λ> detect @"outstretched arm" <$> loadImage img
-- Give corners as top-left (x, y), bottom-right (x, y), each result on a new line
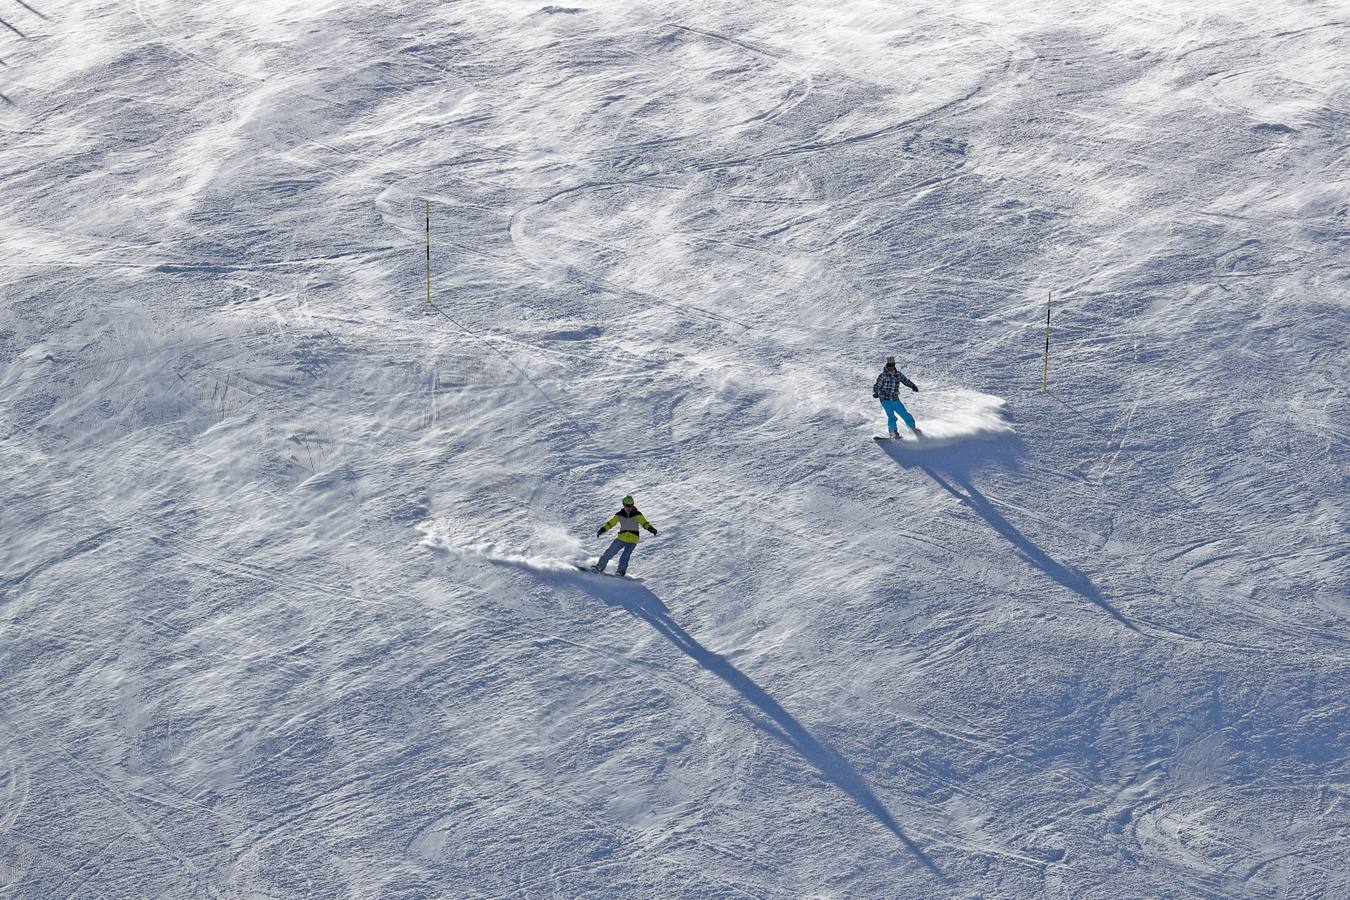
top-left (898, 371), bottom-right (918, 392)
top-left (597, 514), bottom-right (619, 537)
top-left (637, 513), bottom-right (657, 535)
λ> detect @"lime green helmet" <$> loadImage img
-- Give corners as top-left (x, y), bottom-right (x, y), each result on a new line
top-left (622, 495), bottom-right (635, 505)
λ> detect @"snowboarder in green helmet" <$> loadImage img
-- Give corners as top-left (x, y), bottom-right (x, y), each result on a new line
top-left (592, 495), bottom-right (658, 577)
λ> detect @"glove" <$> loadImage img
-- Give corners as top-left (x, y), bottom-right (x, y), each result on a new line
top-left (872, 391), bottom-right (879, 399)
top-left (597, 527), bottom-right (606, 537)
top-left (646, 526), bottom-right (658, 536)
top-left (911, 385), bottom-right (919, 392)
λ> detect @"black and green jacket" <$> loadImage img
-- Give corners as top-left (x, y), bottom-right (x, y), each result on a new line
top-left (600, 508), bottom-right (657, 544)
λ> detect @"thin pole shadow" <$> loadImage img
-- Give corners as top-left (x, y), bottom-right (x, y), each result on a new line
top-left (1045, 391), bottom-right (1195, 509)
top-left (876, 439), bottom-right (1140, 634)
top-left (10, 0), bottom-right (48, 21)
top-left (573, 574), bottom-right (947, 880)
top-left (0, 91), bottom-right (11, 105)
top-left (0, 17), bottom-right (25, 38)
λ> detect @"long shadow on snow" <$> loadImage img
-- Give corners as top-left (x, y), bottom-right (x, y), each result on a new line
top-left (568, 572), bottom-right (947, 879)
top-left (875, 435), bottom-right (1139, 634)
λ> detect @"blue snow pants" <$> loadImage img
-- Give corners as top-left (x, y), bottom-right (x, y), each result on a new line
top-left (597, 538), bottom-right (636, 574)
top-left (882, 398), bottom-right (916, 432)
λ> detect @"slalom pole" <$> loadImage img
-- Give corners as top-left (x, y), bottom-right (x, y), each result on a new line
top-left (1043, 290), bottom-right (1052, 390)
top-left (425, 199), bottom-right (432, 305)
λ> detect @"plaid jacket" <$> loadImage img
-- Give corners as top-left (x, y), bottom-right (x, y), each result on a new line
top-left (872, 368), bottom-right (917, 401)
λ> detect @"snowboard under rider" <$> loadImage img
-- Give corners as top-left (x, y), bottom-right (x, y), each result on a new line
top-left (873, 355), bottom-right (921, 438)
top-left (592, 495), bottom-right (658, 577)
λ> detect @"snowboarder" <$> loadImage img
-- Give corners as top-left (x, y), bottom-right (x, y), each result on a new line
top-left (592, 495), bottom-right (658, 577)
top-left (873, 355), bottom-right (921, 438)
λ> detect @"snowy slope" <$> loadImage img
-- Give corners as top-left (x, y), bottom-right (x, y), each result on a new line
top-left (1, 0), bottom-right (1347, 896)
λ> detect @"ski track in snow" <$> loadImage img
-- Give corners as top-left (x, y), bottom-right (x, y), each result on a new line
top-left (1, 0), bottom-right (1348, 896)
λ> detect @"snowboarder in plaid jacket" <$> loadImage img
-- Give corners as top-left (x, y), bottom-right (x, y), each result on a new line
top-left (873, 356), bottom-right (921, 438)
top-left (592, 495), bottom-right (657, 577)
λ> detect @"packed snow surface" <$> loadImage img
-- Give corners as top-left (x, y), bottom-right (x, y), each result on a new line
top-left (1, 0), bottom-right (1348, 896)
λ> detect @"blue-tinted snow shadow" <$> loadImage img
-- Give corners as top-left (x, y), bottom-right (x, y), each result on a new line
top-left (567, 572), bottom-right (947, 879)
top-left (876, 435), bottom-right (1140, 634)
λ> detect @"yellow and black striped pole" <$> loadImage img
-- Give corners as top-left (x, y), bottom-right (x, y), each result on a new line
top-left (424, 200), bottom-right (432, 305)
top-left (1042, 290), bottom-right (1052, 390)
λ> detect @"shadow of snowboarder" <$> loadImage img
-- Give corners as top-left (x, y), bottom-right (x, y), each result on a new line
top-left (875, 435), bottom-right (1139, 634)
top-left (570, 572), bottom-right (948, 880)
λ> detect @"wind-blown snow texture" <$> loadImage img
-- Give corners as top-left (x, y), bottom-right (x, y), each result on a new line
top-left (2, 0), bottom-right (1348, 896)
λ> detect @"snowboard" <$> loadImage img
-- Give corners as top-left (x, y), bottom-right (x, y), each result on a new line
top-left (574, 564), bottom-right (643, 582)
top-left (874, 429), bottom-right (923, 442)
